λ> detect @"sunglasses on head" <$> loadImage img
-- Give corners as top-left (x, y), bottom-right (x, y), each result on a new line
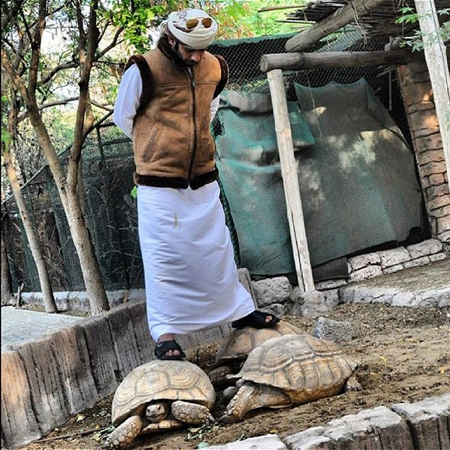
top-left (185, 17), bottom-right (213, 30)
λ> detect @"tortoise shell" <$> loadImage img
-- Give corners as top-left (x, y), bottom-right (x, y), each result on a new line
top-left (215, 321), bottom-right (306, 365)
top-left (234, 334), bottom-right (356, 403)
top-left (111, 360), bottom-right (215, 426)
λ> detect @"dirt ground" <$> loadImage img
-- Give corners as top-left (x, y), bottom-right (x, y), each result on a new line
top-left (24, 303), bottom-right (450, 450)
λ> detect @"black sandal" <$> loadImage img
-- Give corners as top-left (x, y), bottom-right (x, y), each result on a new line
top-left (232, 310), bottom-right (280, 330)
top-left (154, 340), bottom-right (186, 360)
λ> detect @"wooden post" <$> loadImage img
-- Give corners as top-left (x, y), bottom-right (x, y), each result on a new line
top-left (415, 0), bottom-right (450, 185)
top-left (266, 69), bottom-right (315, 292)
top-left (260, 49), bottom-right (422, 73)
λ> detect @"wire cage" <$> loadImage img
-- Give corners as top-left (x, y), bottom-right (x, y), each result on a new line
top-left (3, 32), bottom-right (430, 293)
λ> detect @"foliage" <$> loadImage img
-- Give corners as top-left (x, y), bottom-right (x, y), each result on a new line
top-left (1, 0), bottom-right (300, 182)
top-left (105, 0), bottom-right (300, 53)
top-left (396, 6), bottom-right (450, 51)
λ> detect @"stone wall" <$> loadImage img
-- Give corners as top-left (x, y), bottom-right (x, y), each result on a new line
top-left (251, 239), bottom-right (449, 315)
top-left (397, 60), bottom-right (450, 244)
top-left (347, 238), bottom-right (446, 281)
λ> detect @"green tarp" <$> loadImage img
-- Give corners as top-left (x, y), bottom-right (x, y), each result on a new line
top-left (215, 79), bottom-right (423, 277)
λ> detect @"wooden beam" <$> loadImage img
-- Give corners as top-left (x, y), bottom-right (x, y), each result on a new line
top-left (266, 69), bottom-right (315, 293)
top-left (285, 0), bottom-right (385, 53)
top-left (415, 0), bottom-right (450, 185)
top-left (261, 49), bottom-right (420, 72)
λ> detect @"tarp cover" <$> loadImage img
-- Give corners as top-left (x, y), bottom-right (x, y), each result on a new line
top-left (215, 79), bottom-right (423, 276)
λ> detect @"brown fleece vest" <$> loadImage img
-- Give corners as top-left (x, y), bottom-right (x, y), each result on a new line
top-left (126, 47), bottom-right (228, 188)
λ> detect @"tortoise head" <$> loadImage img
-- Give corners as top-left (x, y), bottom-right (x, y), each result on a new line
top-left (146, 401), bottom-right (169, 423)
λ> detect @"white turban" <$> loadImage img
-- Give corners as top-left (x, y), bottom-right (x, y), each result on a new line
top-left (166, 8), bottom-right (218, 50)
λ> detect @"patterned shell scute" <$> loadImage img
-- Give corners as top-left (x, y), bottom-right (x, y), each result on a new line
top-left (112, 360), bottom-right (215, 426)
top-left (238, 334), bottom-right (355, 401)
top-left (216, 322), bottom-right (306, 363)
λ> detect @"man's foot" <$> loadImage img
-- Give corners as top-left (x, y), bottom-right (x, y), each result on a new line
top-left (155, 336), bottom-right (186, 360)
top-left (231, 310), bottom-right (280, 330)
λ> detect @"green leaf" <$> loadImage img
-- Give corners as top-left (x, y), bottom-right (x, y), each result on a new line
top-left (130, 186), bottom-right (138, 199)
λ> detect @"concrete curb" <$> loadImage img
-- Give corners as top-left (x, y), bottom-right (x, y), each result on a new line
top-left (1, 299), bottom-right (229, 449)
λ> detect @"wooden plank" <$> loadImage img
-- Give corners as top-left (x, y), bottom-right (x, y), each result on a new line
top-left (47, 326), bottom-right (100, 414)
top-left (415, 0), bottom-right (450, 185)
top-left (82, 315), bottom-right (119, 398)
top-left (261, 49), bottom-right (419, 72)
top-left (1, 351), bottom-right (41, 448)
top-left (106, 303), bottom-right (143, 380)
top-left (127, 300), bottom-right (155, 363)
top-left (285, 0), bottom-right (386, 52)
top-left (266, 69), bottom-right (315, 292)
top-left (18, 338), bottom-right (69, 434)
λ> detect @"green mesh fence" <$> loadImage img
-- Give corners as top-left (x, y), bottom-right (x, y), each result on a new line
top-left (3, 31), bottom-right (430, 292)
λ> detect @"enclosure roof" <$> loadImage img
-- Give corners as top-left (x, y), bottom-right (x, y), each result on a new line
top-left (282, 0), bottom-right (450, 40)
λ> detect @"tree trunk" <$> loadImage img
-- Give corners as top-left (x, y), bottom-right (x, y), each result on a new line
top-left (66, 188), bottom-right (110, 315)
top-left (3, 150), bottom-right (58, 313)
top-left (0, 0), bottom-right (110, 315)
top-left (27, 108), bottom-right (110, 315)
top-left (1, 222), bottom-right (15, 306)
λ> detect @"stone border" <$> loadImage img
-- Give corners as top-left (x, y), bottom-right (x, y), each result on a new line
top-left (207, 393), bottom-right (450, 450)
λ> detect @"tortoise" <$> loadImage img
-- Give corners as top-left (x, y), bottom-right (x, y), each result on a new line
top-left (104, 360), bottom-right (216, 448)
top-left (220, 334), bottom-right (361, 423)
top-left (209, 321), bottom-right (306, 387)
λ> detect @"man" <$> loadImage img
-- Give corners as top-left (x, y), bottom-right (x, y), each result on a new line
top-left (114, 8), bottom-right (279, 360)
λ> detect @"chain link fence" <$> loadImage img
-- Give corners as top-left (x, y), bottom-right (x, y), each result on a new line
top-left (3, 32), bottom-right (430, 293)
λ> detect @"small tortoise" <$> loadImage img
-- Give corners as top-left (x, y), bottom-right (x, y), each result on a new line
top-left (209, 321), bottom-right (306, 386)
top-left (105, 360), bottom-right (215, 448)
top-left (220, 334), bottom-right (361, 423)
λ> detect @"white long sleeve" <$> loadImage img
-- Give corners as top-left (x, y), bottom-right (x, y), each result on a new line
top-left (113, 65), bottom-right (142, 140)
top-left (210, 95), bottom-right (220, 122)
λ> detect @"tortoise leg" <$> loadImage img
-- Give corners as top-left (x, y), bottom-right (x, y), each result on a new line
top-left (209, 364), bottom-right (235, 386)
top-left (171, 400), bottom-right (215, 425)
top-left (141, 419), bottom-right (183, 434)
top-left (345, 374), bottom-right (363, 392)
top-left (104, 415), bottom-right (143, 448)
top-left (220, 381), bottom-right (290, 424)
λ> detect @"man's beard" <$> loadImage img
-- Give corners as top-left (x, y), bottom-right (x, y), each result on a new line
top-left (172, 43), bottom-right (197, 66)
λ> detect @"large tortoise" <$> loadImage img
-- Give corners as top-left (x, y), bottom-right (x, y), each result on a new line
top-left (105, 360), bottom-right (215, 448)
top-left (220, 334), bottom-right (361, 423)
top-left (209, 321), bottom-right (306, 386)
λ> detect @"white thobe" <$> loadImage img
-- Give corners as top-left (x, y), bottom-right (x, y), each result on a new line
top-left (113, 62), bottom-right (254, 341)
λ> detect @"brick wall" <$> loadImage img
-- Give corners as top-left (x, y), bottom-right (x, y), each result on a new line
top-left (397, 60), bottom-right (450, 244)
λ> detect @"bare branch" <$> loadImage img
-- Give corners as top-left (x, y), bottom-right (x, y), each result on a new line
top-left (18, 8), bottom-right (34, 44)
top-left (28, 0), bottom-right (47, 100)
top-left (1, 0), bottom-right (25, 33)
top-left (1, 48), bottom-right (33, 107)
top-left (90, 101), bottom-right (113, 112)
top-left (97, 26), bottom-right (125, 59)
top-left (39, 97), bottom-right (78, 110)
top-left (68, 0), bottom-right (99, 186)
top-left (40, 61), bottom-right (78, 85)
top-left (2, 38), bottom-right (28, 70)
